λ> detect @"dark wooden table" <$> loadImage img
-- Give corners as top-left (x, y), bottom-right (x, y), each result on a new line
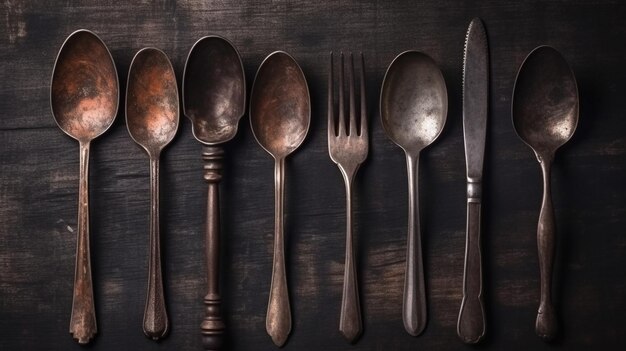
top-left (1, 1), bottom-right (625, 350)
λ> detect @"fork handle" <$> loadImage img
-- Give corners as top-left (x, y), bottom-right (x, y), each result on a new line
top-left (339, 174), bottom-right (362, 343)
top-left (457, 181), bottom-right (485, 344)
top-left (404, 153), bottom-right (427, 336)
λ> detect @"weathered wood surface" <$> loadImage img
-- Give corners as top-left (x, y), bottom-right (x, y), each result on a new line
top-left (1, 0), bottom-right (625, 350)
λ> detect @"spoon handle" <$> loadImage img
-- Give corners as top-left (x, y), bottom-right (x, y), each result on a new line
top-left (267, 157), bottom-right (291, 347)
top-left (143, 157), bottom-right (169, 340)
top-left (69, 141), bottom-right (97, 344)
top-left (457, 184), bottom-right (486, 343)
top-left (339, 175), bottom-right (362, 343)
top-left (403, 153), bottom-right (427, 336)
top-left (201, 146), bottom-right (226, 350)
top-left (536, 156), bottom-right (557, 340)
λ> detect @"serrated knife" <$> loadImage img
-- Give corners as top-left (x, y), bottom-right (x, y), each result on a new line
top-left (458, 17), bottom-right (488, 344)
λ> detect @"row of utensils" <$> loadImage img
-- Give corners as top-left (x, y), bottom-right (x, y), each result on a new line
top-left (50, 17), bottom-right (578, 348)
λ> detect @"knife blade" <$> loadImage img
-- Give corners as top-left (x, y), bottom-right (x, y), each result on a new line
top-left (458, 17), bottom-right (488, 344)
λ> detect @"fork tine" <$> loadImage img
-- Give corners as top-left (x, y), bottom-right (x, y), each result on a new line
top-left (359, 53), bottom-right (367, 137)
top-left (328, 52), bottom-right (335, 139)
top-left (338, 52), bottom-right (346, 136)
top-left (349, 53), bottom-right (357, 136)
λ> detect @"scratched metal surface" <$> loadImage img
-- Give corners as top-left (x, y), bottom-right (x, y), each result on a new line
top-left (1, 0), bottom-right (625, 350)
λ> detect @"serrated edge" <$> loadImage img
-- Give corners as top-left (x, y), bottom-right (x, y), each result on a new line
top-left (462, 18), bottom-right (488, 104)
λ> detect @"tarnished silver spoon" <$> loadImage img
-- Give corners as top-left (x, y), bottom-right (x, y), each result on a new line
top-left (380, 51), bottom-right (448, 336)
top-left (250, 51), bottom-right (310, 347)
top-left (512, 46), bottom-right (579, 341)
top-left (126, 47), bottom-right (179, 340)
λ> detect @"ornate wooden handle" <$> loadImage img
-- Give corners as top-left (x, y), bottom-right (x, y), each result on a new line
top-left (143, 157), bottom-right (169, 340)
top-left (457, 182), bottom-right (486, 344)
top-left (201, 146), bottom-right (225, 350)
top-left (70, 141), bottom-right (97, 344)
top-left (536, 157), bottom-right (557, 341)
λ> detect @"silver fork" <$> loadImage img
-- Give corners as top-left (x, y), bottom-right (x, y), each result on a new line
top-left (328, 52), bottom-right (368, 343)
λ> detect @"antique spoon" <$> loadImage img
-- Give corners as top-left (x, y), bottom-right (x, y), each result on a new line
top-left (50, 29), bottom-right (119, 344)
top-left (250, 51), bottom-right (310, 347)
top-left (126, 47), bottom-right (179, 340)
top-left (512, 46), bottom-right (578, 341)
top-left (380, 51), bottom-right (447, 336)
top-left (183, 36), bottom-right (246, 351)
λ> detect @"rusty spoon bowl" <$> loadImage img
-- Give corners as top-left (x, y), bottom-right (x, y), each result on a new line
top-left (126, 47), bottom-right (179, 340)
top-left (50, 29), bottom-right (119, 344)
top-left (380, 51), bottom-right (448, 336)
top-left (512, 46), bottom-right (578, 341)
top-left (249, 51), bottom-right (310, 347)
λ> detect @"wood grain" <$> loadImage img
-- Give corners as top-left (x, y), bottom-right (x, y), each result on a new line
top-left (1, 0), bottom-right (626, 350)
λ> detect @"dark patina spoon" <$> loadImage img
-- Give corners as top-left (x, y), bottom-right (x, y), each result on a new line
top-left (512, 46), bottom-right (579, 341)
top-left (50, 29), bottom-right (119, 344)
top-left (183, 36), bottom-right (246, 351)
top-left (126, 47), bottom-right (179, 340)
top-left (249, 51), bottom-right (310, 347)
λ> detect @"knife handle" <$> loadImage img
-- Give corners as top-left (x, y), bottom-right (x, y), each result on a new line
top-left (457, 181), bottom-right (486, 344)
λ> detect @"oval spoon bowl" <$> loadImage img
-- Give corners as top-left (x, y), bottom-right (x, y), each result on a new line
top-left (51, 30), bottom-right (119, 142)
top-left (250, 51), bottom-right (311, 159)
top-left (512, 46), bottom-right (579, 154)
top-left (126, 47), bottom-right (179, 154)
top-left (380, 51), bottom-right (447, 154)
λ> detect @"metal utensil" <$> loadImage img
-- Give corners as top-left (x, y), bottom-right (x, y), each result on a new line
top-left (126, 47), bottom-right (179, 340)
top-left (183, 36), bottom-right (246, 351)
top-left (327, 52), bottom-right (368, 343)
top-left (250, 51), bottom-right (310, 347)
top-left (458, 17), bottom-right (488, 344)
top-left (380, 51), bottom-right (447, 336)
top-left (512, 46), bottom-right (579, 341)
top-left (50, 29), bottom-right (119, 344)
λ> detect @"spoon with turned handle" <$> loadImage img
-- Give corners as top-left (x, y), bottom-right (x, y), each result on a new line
top-left (512, 46), bottom-right (579, 341)
top-left (50, 29), bottom-right (119, 344)
top-left (126, 48), bottom-right (179, 340)
top-left (183, 36), bottom-right (246, 351)
top-left (250, 51), bottom-right (310, 347)
top-left (380, 51), bottom-right (448, 336)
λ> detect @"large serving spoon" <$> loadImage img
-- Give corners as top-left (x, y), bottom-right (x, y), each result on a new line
top-left (512, 46), bottom-right (578, 341)
top-left (380, 51), bottom-right (447, 336)
top-left (126, 47), bottom-right (179, 340)
top-left (50, 29), bottom-right (119, 344)
top-left (250, 51), bottom-right (310, 347)
top-left (183, 36), bottom-right (246, 351)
